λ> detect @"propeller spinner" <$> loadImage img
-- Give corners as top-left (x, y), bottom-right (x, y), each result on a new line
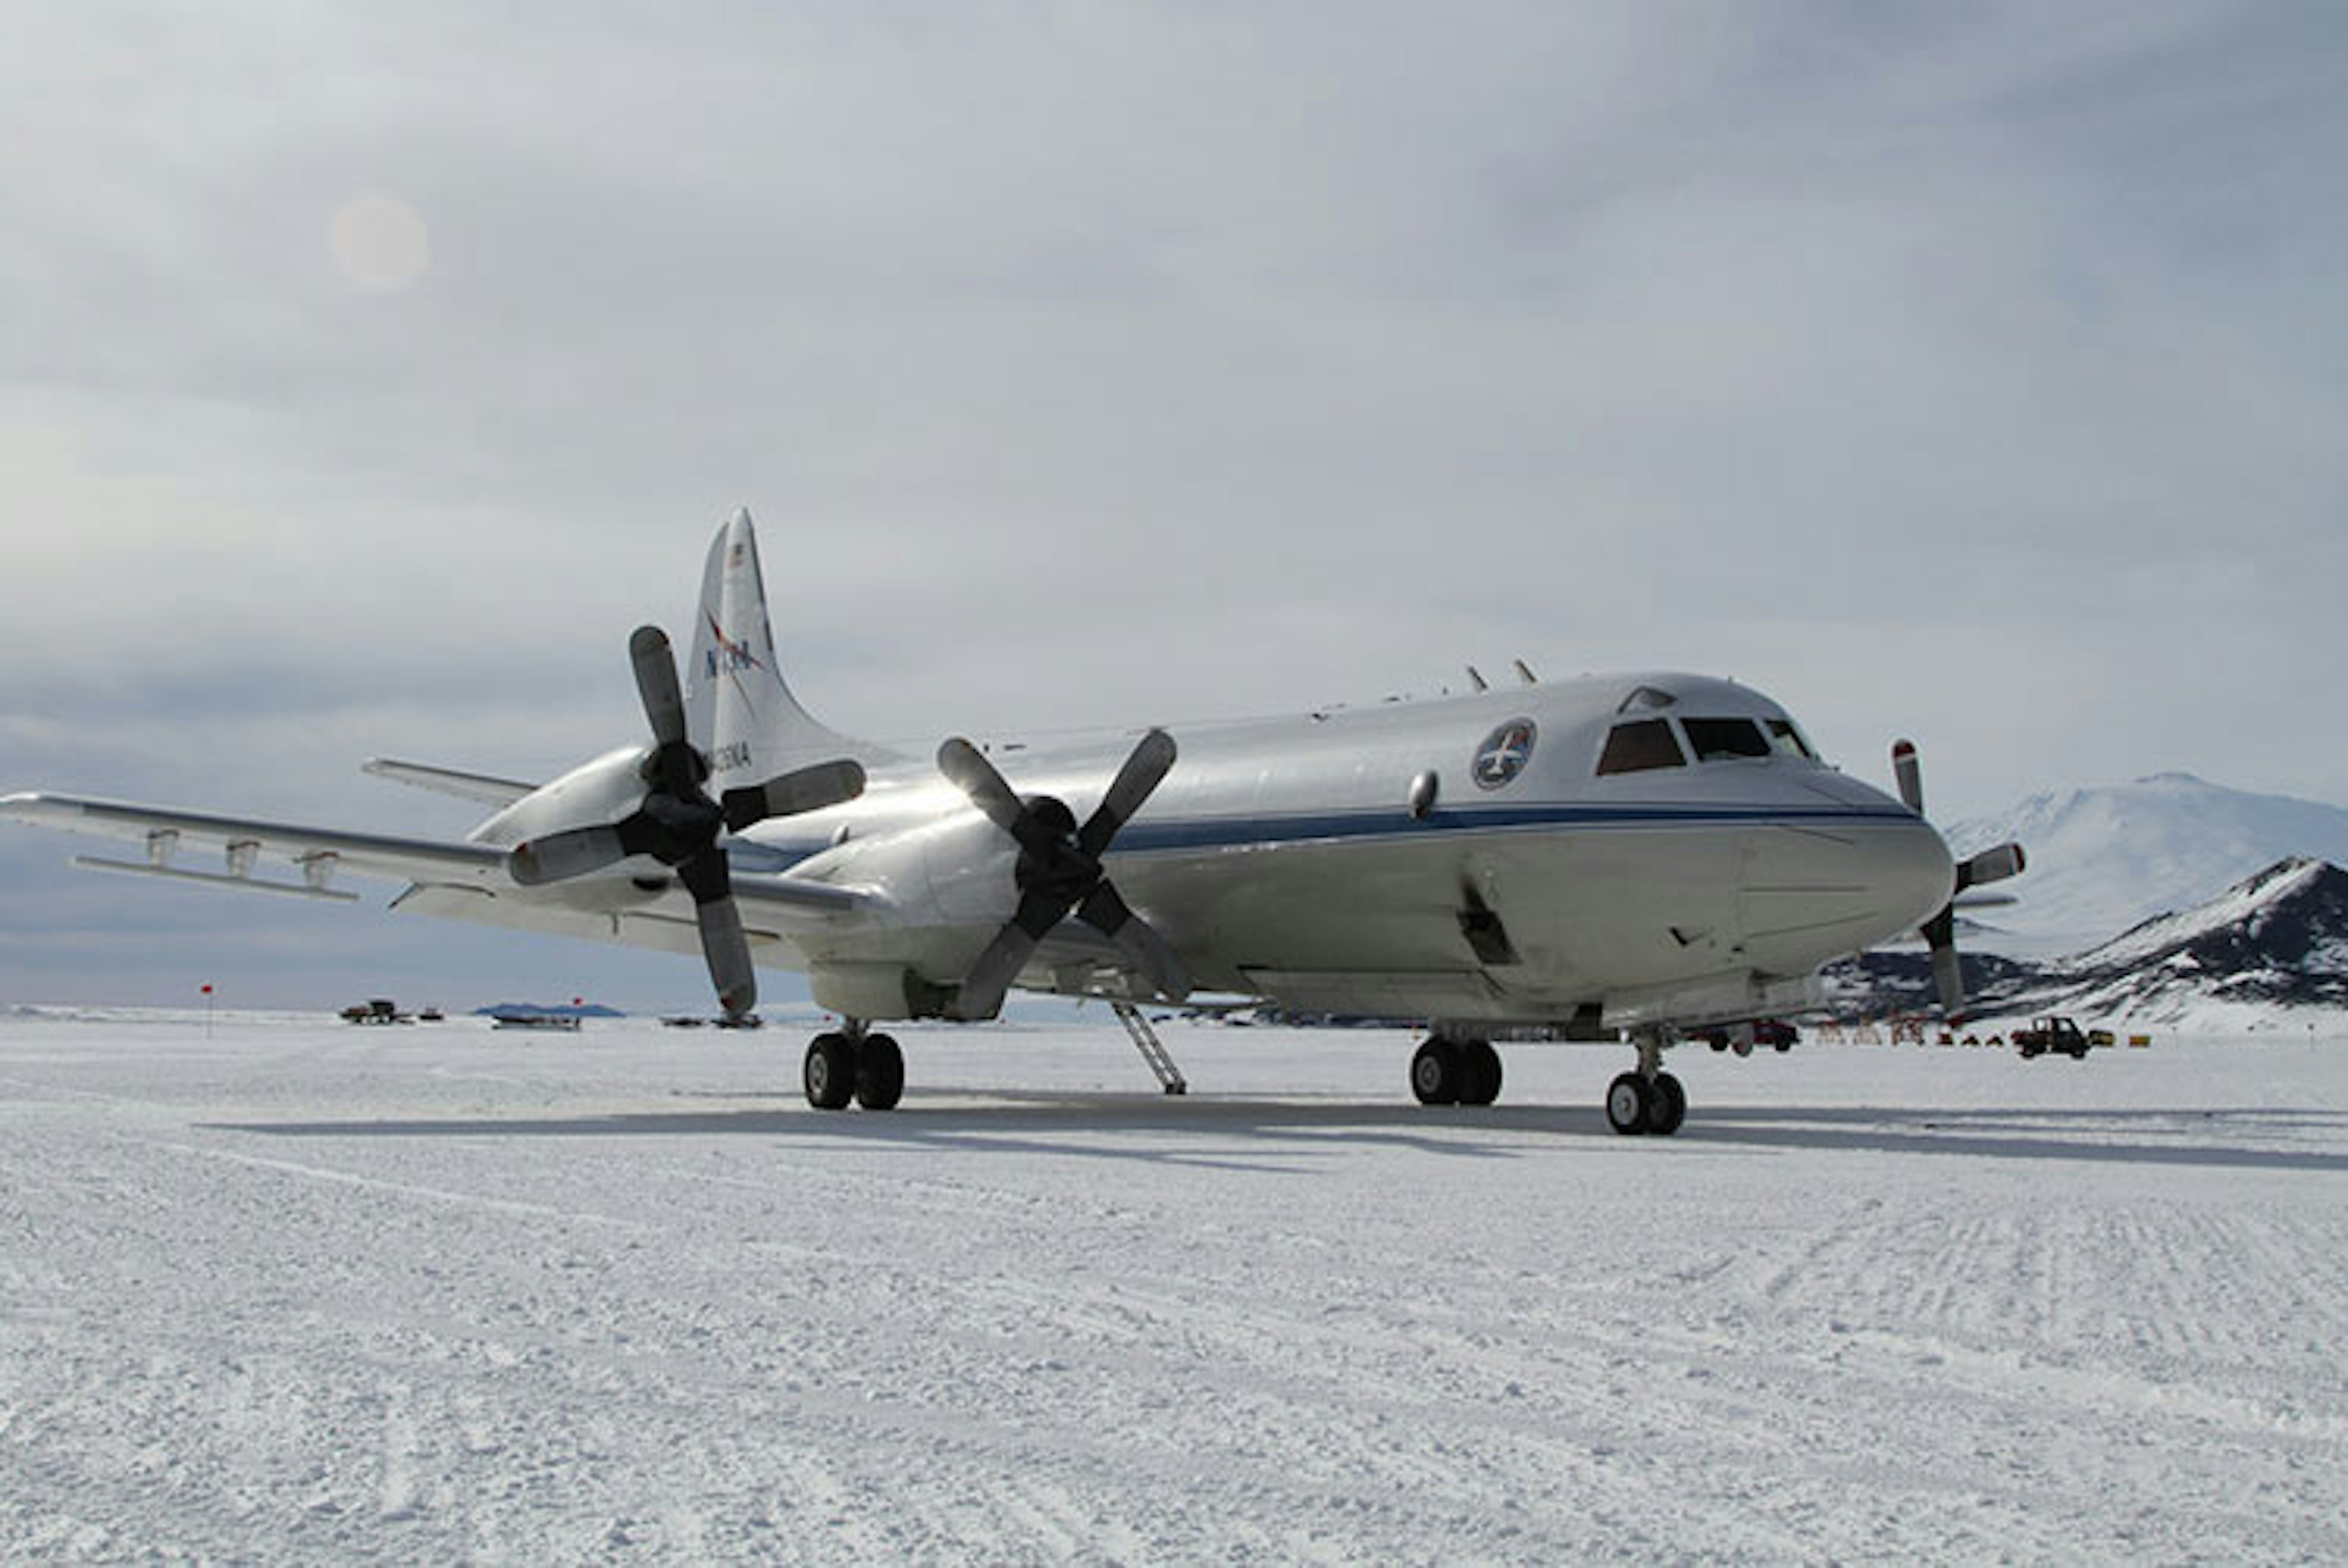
top-left (939, 729), bottom-right (1192, 1020)
top-left (508, 625), bottom-right (865, 1018)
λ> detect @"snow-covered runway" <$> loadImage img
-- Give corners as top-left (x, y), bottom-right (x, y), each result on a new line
top-left (5, 1011), bottom-right (2346, 1563)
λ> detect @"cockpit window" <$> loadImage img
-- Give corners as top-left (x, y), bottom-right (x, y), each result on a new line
top-left (1596, 718), bottom-right (1688, 775)
top-left (1682, 718), bottom-right (1771, 762)
top-left (1765, 718), bottom-right (1814, 760)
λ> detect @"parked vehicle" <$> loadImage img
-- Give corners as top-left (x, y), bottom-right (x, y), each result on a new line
top-left (2012, 1017), bottom-right (2090, 1059)
top-left (1695, 1019), bottom-right (1798, 1056)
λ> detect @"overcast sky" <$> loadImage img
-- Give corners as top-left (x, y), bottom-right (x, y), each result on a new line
top-left (4, 2), bottom-right (2342, 1009)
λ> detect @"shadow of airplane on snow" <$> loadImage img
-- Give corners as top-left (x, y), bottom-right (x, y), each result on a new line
top-left (201, 1094), bottom-right (2348, 1175)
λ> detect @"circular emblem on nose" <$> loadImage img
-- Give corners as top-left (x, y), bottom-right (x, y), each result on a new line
top-left (1472, 719), bottom-right (1538, 790)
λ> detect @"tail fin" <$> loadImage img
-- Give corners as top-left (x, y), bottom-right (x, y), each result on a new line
top-left (686, 509), bottom-right (891, 789)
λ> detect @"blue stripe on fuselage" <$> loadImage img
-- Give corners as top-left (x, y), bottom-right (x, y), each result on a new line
top-left (1115, 801), bottom-right (1911, 856)
top-left (737, 801), bottom-right (1916, 872)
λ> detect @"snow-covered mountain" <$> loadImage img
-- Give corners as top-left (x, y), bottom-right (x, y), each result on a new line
top-left (1828, 857), bottom-right (2348, 1032)
top-left (2012, 856), bottom-right (2348, 1028)
top-left (1944, 773), bottom-right (2348, 949)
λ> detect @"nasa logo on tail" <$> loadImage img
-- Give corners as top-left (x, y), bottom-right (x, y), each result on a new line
top-left (703, 615), bottom-right (764, 680)
top-left (1472, 720), bottom-right (1537, 790)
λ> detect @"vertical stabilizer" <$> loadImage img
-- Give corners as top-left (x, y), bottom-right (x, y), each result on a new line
top-left (685, 509), bottom-right (888, 789)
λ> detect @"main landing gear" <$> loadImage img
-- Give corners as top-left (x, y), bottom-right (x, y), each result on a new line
top-left (803, 1025), bottom-right (903, 1111)
top-left (1606, 1031), bottom-right (1684, 1136)
top-left (1408, 1029), bottom-right (1688, 1134)
top-left (1409, 1036), bottom-right (1504, 1106)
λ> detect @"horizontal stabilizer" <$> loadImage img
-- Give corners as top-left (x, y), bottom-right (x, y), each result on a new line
top-left (363, 758), bottom-right (537, 808)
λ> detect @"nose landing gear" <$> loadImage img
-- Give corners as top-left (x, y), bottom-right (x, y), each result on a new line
top-left (1605, 1030), bottom-right (1685, 1136)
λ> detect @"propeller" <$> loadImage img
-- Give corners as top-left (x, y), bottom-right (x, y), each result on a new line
top-left (509, 625), bottom-right (865, 1017)
top-left (1892, 738), bottom-right (2026, 1017)
top-left (938, 729), bottom-right (1191, 1019)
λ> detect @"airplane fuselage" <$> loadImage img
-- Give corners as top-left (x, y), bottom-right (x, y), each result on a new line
top-left (474, 669), bottom-right (1952, 1031)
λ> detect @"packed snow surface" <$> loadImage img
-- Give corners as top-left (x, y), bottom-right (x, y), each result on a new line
top-left (6, 1012), bottom-right (2348, 1564)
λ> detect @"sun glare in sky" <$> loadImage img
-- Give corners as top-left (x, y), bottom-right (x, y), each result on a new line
top-left (327, 191), bottom-right (431, 291)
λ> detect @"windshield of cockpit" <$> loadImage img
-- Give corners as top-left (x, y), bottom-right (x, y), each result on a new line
top-left (1593, 694), bottom-right (1816, 777)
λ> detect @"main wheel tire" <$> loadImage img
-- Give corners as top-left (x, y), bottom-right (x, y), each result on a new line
top-left (1605, 1071), bottom-right (1652, 1136)
top-left (804, 1032), bottom-right (857, 1110)
top-left (1647, 1072), bottom-right (1687, 1136)
top-left (855, 1032), bottom-right (906, 1110)
top-left (1459, 1040), bottom-right (1504, 1106)
top-left (1411, 1039), bottom-right (1464, 1105)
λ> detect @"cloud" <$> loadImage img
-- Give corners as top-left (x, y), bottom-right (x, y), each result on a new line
top-left (4, 2), bottom-right (2344, 1001)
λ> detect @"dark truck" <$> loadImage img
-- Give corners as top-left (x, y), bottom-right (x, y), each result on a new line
top-left (2012, 1017), bottom-right (2091, 1060)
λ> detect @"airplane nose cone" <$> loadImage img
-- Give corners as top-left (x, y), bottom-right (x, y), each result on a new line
top-left (1877, 812), bottom-right (1959, 934)
top-left (1745, 774), bottom-right (1955, 960)
top-left (1803, 771), bottom-right (1957, 931)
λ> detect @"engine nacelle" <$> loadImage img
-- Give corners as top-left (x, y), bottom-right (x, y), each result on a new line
top-left (471, 745), bottom-right (653, 850)
top-left (788, 812), bottom-right (1016, 926)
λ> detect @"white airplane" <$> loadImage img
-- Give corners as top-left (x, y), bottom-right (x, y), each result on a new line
top-left (2, 510), bottom-right (2022, 1133)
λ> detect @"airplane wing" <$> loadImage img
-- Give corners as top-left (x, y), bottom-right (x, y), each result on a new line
top-left (389, 870), bottom-right (875, 963)
top-left (1, 792), bottom-right (509, 894)
top-left (0, 792), bottom-right (878, 924)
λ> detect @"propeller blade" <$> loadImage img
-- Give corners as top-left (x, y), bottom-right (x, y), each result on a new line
top-left (630, 625), bottom-right (690, 750)
top-left (1957, 842), bottom-right (2026, 893)
top-left (674, 845), bottom-right (756, 1016)
top-left (1891, 738), bottom-right (1924, 814)
top-left (1922, 907), bottom-right (1963, 1015)
top-left (1079, 729), bottom-right (1176, 858)
top-left (508, 825), bottom-right (629, 886)
top-left (676, 844), bottom-right (731, 906)
top-left (722, 758), bottom-right (866, 833)
top-left (1930, 937), bottom-right (1964, 1017)
top-left (954, 889), bottom-right (1067, 1021)
top-left (937, 738), bottom-right (1028, 836)
top-left (955, 921), bottom-right (1043, 1021)
top-left (1077, 882), bottom-right (1192, 1001)
top-left (1890, 734), bottom-right (2009, 1018)
top-left (694, 893), bottom-right (758, 1017)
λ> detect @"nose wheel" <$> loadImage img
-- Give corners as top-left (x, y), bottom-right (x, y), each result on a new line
top-left (1605, 1029), bottom-right (1686, 1136)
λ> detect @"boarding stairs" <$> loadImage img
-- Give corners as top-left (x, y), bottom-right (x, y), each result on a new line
top-left (1110, 1000), bottom-right (1188, 1095)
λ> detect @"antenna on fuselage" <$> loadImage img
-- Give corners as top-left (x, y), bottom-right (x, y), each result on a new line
top-left (1464, 666), bottom-right (1490, 693)
top-left (1512, 659), bottom-right (1538, 686)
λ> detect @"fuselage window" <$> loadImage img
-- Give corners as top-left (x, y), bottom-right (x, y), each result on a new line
top-left (1596, 718), bottom-right (1688, 775)
top-left (1682, 718), bottom-right (1771, 762)
top-left (1765, 718), bottom-right (1815, 760)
